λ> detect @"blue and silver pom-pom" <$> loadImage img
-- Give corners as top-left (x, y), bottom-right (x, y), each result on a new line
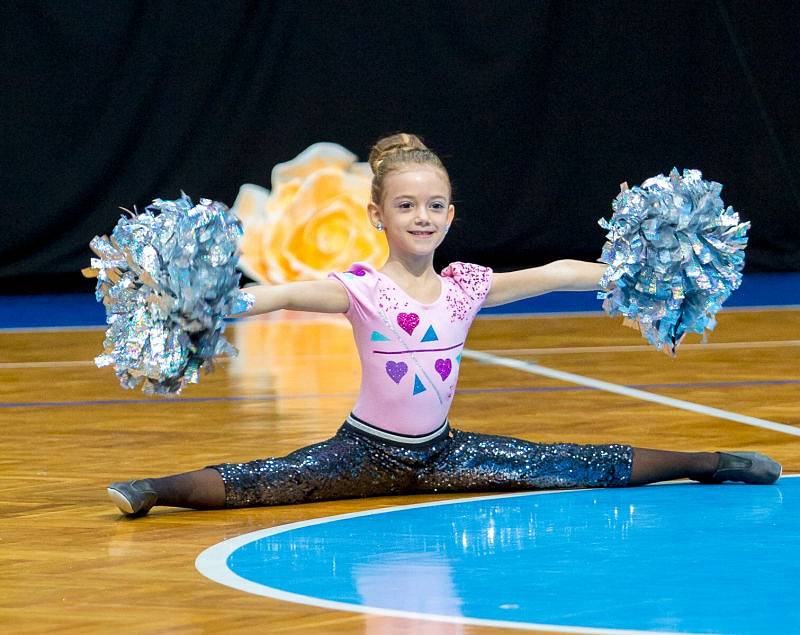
top-left (598, 168), bottom-right (749, 354)
top-left (84, 193), bottom-right (255, 394)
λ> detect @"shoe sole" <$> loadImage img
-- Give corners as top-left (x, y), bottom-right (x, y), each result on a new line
top-left (107, 486), bottom-right (135, 514)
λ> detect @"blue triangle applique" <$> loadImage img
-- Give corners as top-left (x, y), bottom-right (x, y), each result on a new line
top-left (412, 375), bottom-right (426, 395)
top-left (456, 353), bottom-right (462, 364)
top-left (420, 325), bottom-right (439, 342)
top-left (370, 330), bottom-right (390, 342)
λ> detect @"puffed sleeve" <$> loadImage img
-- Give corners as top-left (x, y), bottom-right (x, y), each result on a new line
top-left (441, 262), bottom-right (493, 319)
top-left (327, 262), bottom-right (380, 324)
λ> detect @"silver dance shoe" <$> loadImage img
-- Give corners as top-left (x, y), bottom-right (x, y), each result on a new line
top-left (699, 452), bottom-right (782, 485)
top-left (107, 480), bottom-right (157, 516)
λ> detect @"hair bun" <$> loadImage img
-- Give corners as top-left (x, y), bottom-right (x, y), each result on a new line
top-left (366, 132), bottom-right (448, 203)
top-left (368, 133), bottom-right (428, 173)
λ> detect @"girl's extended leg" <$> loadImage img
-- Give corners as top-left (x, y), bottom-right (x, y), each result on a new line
top-left (144, 468), bottom-right (226, 508)
top-left (417, 430), bottom-right (781, 493)
top-left (107, 468), bottom-right (230, 516)
top-left (624, 448), bottom-right (780, 485)
top-left (108, 425), bottom-right (417, 516)
top-left (628, 448), bottom-right (718, 485)
top-left (418, 430), bottom-right (634, 492)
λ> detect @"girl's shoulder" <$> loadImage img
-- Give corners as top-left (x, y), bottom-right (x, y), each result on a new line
top-left (327, 262), bottom-right (382, 318)
top-left (440, 262), bottom-right (493, 301)
top-left (328, 262), bottom-right (380, 294)
top-left (339, 262), bottom-right (376, 277)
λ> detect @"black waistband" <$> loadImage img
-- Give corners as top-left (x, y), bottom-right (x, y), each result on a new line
top-left (343, 413), bottom-right (450, 448)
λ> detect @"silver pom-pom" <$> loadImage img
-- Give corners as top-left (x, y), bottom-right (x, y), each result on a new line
top-left (598, 169), bottom-right (749, 354)
top-left (86, 193), bottom-right (250, 394)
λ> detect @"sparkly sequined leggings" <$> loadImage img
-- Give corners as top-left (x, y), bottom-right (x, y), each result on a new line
top-left (210, 416), bottom-right (633, 508)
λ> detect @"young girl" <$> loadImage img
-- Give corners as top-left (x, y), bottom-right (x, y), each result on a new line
top-left (108, 133), bottom-right (781, 517)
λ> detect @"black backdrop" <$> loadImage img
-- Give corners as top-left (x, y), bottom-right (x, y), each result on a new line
top-left (3, 1), bottom-right (799, 293)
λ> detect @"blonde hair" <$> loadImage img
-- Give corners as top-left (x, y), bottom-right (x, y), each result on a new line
top-left (368, 133), bottom-right (449, 203)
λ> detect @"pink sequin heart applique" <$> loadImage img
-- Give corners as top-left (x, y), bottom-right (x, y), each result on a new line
top-left (434, 358), bottom-right (452, 381)
top-left (385, 361), bottom-right (408, 384)
top-left (397, 312), bottom-right (419, 336)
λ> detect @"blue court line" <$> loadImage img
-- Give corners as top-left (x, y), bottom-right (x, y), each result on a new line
top-left (3, 378), bottom-right (798, 409)
top-left (1, 272), bottom-right (797, 328)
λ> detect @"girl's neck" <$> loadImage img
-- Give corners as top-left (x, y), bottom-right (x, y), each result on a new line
top-left (380, 253), bottom-right (436, 281)
top-left (379, 254), bottom-right (442, 305)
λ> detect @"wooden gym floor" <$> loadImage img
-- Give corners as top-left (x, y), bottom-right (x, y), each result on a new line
top-left (1, 308), bottom-right (798, 633)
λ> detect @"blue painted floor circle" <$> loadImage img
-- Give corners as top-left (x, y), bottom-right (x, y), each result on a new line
top-left (197, 477), bottom-right (799, 634)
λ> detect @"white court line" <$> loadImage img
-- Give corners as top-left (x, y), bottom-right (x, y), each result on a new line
top-left (197, 477), bottom-right (800, 634)
top-left (196, 484), bottom-right (737, 635)
top-left (462, 349), bottom-right (800, 438)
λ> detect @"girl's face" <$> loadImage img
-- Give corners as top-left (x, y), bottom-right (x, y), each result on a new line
top-left (368, 166), bottom-right (455, 258)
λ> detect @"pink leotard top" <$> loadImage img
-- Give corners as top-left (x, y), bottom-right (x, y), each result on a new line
top-left (328, 262), bottom-right (493, 435)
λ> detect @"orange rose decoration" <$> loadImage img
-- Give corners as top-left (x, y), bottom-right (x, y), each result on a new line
top-left (233, 143), bottom-right (387, 283)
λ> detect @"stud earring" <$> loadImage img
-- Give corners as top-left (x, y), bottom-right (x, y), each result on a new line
top-left (376, 222), bottom-right (384, 231)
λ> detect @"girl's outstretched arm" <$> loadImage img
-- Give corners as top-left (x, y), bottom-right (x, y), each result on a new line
top-left (231, 280), bottom-right (350, 317)
top-left (483, 260), bottom-right (606, 308)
